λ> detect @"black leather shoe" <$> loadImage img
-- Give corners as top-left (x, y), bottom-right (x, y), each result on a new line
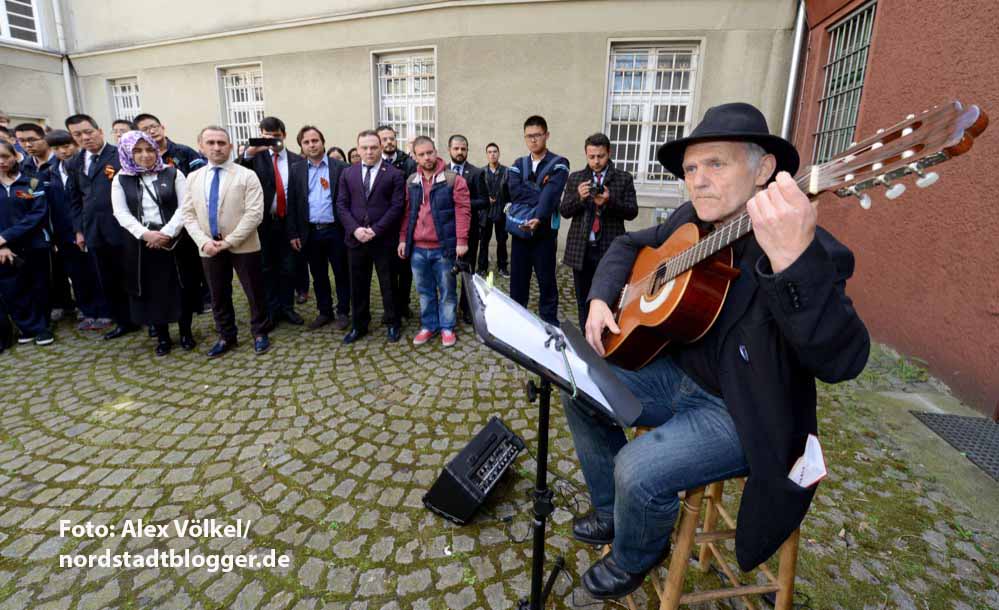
top-left (582, 545), bottom-right (670, 600)
top-left (282, 309), bottom-right (304, 325)
top-left (180, 335), bottom-right (197, 351)
top-left (103, 325), bottom-right (135, 340)
top-left (387, 326), bottom-right (401, 343)
top-left (207, 339), bottom-right (236, 358)
top-left (572, 512), bottom-right (615, 545)
top-left (308, 314), bottom-right (332, 330)
top-left (147, 325), bottom-right (157, 338)
top-left (343, 328), bottom-right (367, 344)
top-left (155, 340), bottom-right (172, 357)
top-left (333, 313), bottom-right (350, 330)
top-left (254, 335), bottom-right (271, 354)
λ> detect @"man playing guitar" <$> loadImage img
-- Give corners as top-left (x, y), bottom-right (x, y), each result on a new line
top-left (564, 102), bottom-right (871, 599)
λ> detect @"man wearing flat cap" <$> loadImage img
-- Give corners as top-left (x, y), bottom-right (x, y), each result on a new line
top-left (562, 102), bottom-right (871, 599)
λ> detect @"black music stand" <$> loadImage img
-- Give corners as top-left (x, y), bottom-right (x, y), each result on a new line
top-left (461, 272), bottom-right (640, 610)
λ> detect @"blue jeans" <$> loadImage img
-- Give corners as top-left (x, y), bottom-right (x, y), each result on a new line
top-left (562, 355), bottom-right (748, 573)
top-left (411, 247), bottom-right (456, 332)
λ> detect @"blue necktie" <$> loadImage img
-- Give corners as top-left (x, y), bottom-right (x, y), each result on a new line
top-left (208, 167), bottom-right (221, 238)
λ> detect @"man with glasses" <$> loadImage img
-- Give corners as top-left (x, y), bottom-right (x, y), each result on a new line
top-left (506, 115), bottom-right (569, 326)
top-left (133, 113), bottom-right (206, 177)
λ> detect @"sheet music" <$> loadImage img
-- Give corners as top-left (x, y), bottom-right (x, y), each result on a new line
top-left (472, 275), bottom-right (615, 415)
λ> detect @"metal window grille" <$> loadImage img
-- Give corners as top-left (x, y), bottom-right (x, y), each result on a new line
top-left (221, 65), bottom-right (265, 146)
top-left (605, 45), bottom-right (698, 185)
top-left (813, 2), bottom-right (877, 163)
top-left (376, 53), bottom-right (436, 152)
top-left (0, 0), bottom-right (38, 43)
top-left (110, 78), bottom-right (141, 122)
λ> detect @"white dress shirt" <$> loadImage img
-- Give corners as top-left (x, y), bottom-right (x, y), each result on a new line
top-left (84, 144), bottom-right (107, 175)
top-left (269, 149), bottom-right (289, 214)
top-left (361, 158), bottom-right (383, 193)
top-left (111, 171), bottom-right (189, 239)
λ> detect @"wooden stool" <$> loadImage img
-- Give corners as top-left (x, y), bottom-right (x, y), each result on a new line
top-left (602, 429), bottom-right (801, 609)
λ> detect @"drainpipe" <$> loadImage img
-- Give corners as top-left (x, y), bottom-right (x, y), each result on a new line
top-left (781, 0), bottom-right (807, 140)
top-left (51, 0), bottom-right (77, 114)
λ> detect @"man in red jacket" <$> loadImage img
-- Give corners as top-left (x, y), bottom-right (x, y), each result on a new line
top-left (396, 136), bottom-right (471, 347)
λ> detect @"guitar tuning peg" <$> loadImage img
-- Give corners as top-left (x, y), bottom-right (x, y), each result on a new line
top-left (847, 187), bottom-right (872, 209)
top-left (875, 175), bottom-right (906, 200)
top-left (907, 163), bottom-right (939, 188)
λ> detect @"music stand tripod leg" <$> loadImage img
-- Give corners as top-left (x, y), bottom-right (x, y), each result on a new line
top-left (518, 378), bottom-right (565, 610)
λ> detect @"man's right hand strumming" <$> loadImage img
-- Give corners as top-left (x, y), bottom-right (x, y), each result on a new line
top-left (585, 299), bottom-right (620, 357)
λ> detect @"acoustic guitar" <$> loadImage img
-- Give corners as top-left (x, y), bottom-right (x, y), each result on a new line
top-left (603, 100), bottom-right (988, 370)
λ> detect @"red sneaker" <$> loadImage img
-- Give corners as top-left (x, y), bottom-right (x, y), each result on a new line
top-left (413, 329), bottom-right (435, 345)
top-left (441, 330), bottom-right (456, 347)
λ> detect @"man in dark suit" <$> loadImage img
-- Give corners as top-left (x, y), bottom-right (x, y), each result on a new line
top-left (478, 142), bottom-right (510, 277)
top-left (446, 135), bottom-right (488, 323)
top-left (560, 132), bottom-right (638, 328)
top-left (239, 116), bottom-right (305, 327)
top-left (65, 114), bottom-right (136, 339)
top-left (563, 103), bottom-right (870, 599)
top-left (287, 125), bottom-right (351, 331)
top-left (377, 125), bottom-right (417, 323)
top-left (335, 129), bottom-right (406, 344)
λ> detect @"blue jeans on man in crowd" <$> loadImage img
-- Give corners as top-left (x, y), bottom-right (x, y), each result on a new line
top-left (411, 247), bottom-right (457, 333)
top-left (562, 354), bottom-right (748, 573)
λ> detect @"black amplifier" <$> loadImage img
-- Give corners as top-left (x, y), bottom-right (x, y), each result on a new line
top-left (423, 416), bottom-right (525, 525)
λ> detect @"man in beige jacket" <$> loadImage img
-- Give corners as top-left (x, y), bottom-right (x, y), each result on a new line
top-left (181, 126), bottom-right (271, 357)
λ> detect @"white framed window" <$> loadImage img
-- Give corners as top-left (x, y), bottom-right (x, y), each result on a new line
top-left (0, 0), bottom-right (39, 45)
top-left (604, 44), bottom-right (699, 188)
top-left (110, 78), bottom-right (141, 122)
top-left (220, 64), bottom-right (265, 145)
top-left (375, 51), bottom-right (436, 152)
top-left (813, 1), bottom-right (877, 163)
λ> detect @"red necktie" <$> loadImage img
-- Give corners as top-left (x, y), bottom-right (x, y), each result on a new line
top-left (273, 153), bottom-right (287, 217)
top-left (591, 173), bottom-right (603, 235)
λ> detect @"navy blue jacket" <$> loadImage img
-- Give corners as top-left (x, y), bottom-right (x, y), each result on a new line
top-left (162, 139), bottom-right (206, 177)
top-left (506, 151), bottom-right (569, 238)
top-left (66, 144), bottom-right (124, 248)
top-left (589, 202), bottom-right (870, 570)
top-left (402, 170), bottom-right (461, 260)
top-left (335, 161), bottom-right (406, 248)
top-left (1, 173), bottom-right (49, 251)
top-left (40, 159), bottom-right (76, 245)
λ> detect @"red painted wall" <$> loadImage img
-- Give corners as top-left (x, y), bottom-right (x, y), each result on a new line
top-left (793, 0), bottom-right (999, 414)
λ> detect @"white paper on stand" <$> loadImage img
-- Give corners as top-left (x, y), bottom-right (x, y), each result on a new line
top-left (472, 275), bottom-right (615, 417)
top-left (788, 434), bottom-right (827, 488)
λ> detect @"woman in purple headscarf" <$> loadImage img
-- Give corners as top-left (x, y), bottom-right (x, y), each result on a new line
top-left (111, 130), bottom-right (201, 356)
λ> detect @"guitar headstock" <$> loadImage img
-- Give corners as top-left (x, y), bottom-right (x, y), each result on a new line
top-left (802, 101), bottom-right (988, 209)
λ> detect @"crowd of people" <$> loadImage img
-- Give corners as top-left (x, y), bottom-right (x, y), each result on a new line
top-left (0, 108), bottom-right (637, 357)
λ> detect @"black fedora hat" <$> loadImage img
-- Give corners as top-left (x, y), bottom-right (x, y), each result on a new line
top-left (656, 102), bottom-right (799, 180)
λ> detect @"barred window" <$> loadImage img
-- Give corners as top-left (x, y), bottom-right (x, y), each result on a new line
top-left (605, 45), bottom-right (699, 186)
top-left (110, 78), bottom-right (141, 122)
top-left (1, 0), bottom-right (38, 44)
top-left (220, 65), bottom-right (265, 146)
top-left (813, 2), bottom-right (877, 163)
top-left (375, 52), bottom-right (436, 152)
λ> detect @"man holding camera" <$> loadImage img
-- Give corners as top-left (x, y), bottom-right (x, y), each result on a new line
top-left (560, 132), bottom-right (638, 328)
top-left (239, 116), bottom-right (305, 328)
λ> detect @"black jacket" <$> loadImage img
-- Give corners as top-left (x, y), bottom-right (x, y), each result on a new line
top-left (482, 164), bottom-right (510, 224)
top-left (589, 202), bottom-right (870, 570)
top-left (162, 140), bottom-right (206, 176)
top-left (286, 157), bottom-right (349, 247)
top-left (67, 144), bottom-right (124, 248)
top-left (384, 150), bottom-right (417, 178)
top-left (238, 148), bottom-right (303, 226)
top-left (560, 163), bottom-right (638, 271)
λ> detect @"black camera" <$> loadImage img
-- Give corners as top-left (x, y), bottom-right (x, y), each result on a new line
top-left (590, 177), bottom-right (605, 197)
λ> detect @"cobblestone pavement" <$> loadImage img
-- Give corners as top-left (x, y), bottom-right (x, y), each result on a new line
top-left (0, 268), bottom-right (996, 609)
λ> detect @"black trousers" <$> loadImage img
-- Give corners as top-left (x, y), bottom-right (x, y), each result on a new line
top-left (305, 224), bottom-right (350, 318)
top-left (49, 248), bottom-right (74, 312)
top-left (477, 217), bottom-right (508, 273)
top-left (348, 237), bottom-right (397, 331)
top-left (202, 250), bottom-right (269, 341)
top-left (259, 217), bottom-right (299, 317)
top-left (92, 244), bottom-right (134, 328)
top-left (59, 244), bottom-right (109, 319)
top-left (0, 247), bottom-right (49, 336)
top-left (457, 221), bottom-right (482, 317)
top-left (510, 231), bottom-right (559, 326)
top-left (389, 246), bottom-right (413, 318)
top-left (571, 242), bottom-right (604, 329)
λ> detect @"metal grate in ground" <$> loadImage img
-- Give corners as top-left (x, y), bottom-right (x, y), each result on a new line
top-left (911, 411), bottom-right (999, 481)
